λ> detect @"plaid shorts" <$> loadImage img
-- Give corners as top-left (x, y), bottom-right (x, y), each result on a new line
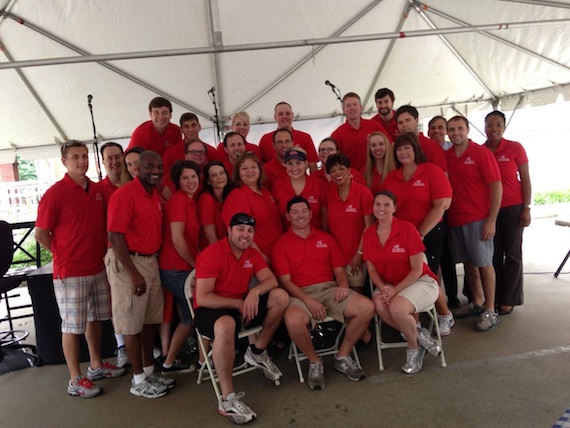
top-left (53, 270), bottom-right (111, 334)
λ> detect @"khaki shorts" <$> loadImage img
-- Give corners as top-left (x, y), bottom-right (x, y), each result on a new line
top-left (105, 248), bottom-right (164, 335)
top-left (289, 281), bottom-right (353, 328)
top-left (373, 274), bottom-right (439, 313)
top-left (345, 263), bottom-right (368, 289)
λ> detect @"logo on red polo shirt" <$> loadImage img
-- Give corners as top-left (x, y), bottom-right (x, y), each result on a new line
top-left (412, 179), bottom-right (425, 187)
top-left (391, 244), bottom-right (406, 254)
top-left (243, 259), bottom-right (253, 268)
top-left (95, 192), bottom-right (103, 201)
top-left (345, 205), bottom-right (357, 213)
top-left (164, 140), bottom-right (173, 148)
top-left (315, 240), bottom-right (328, 249)
top-left (308, 195), bottom-right (318, 204)
top-left (464, 157), bottom-right (475, 165)
top-left (270, 196), bottom-right (276, 203)
top-left (497, 155), bottom-right (511, 163)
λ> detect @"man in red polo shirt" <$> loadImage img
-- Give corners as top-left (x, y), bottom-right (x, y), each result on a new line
top-left (273, 196), bottom-right (373, 390)
top-left (395, 105), bottom-right (448, 173)
top-left (194, 212), bottom-right (288, 424)
top-left (222, 131), bottom-right (247, 178)
top-left (331, 92), bottom-right (390, 171)
top-left (371, 88), bottom-right (399, 141)
top-left (262, 128), bottom-right (294, 191)
top-left (107, 150), bottom-right (173, 398)
top-left (258, 102), bottom-right (319, 171)
top-left (36, 141), bottom-right (125, 399)
top-left (100, 142), bottom-right (128, 202)
top-left (179, 112), bottom-right (223, 162)
top-left (445, 116), bottom-right (503, 332)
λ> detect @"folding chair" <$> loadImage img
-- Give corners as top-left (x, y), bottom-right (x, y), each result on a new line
top-left (288, 316), bottom-right (361, 383)
top-left (370, 279), bottom-right (447, 371)
top-left (183, 270), bottom-right (280, 402)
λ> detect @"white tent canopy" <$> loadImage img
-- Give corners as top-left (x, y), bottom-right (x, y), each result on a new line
top-left (1, 0), bottom-right (570, 163)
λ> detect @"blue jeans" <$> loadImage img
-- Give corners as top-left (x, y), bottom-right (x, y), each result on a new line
top-left (159, 269), bottom-right (192, 325)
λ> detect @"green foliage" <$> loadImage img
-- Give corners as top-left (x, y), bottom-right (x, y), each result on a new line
top-left (11, 239), bottom-right (52, 267)
top-left (533, 189), bottom-right (570, 206)
top-left (16, 155), bottom-right (37, 181)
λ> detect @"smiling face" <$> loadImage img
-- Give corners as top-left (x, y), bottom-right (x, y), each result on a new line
top-left (286, 158), bottom-right (307, 180)
top-left (273, 130), bottom-right (294, 159)
top-left (185, 141), bottom-right (207, 167)
top-left (181, 119), bottom-right (201, 141)
top-left (329, 163), bottom-right (351, 187)
top-left (232, 116), bottom-right (250, 139)
top-left (369, 134), bottom-right (387, 160)
top-left (275, 103), bottom-right (294, 129)
top-left (375, 95), bottom-right (393, 117)
top-left (125, 151), bottom-right (140, 178)
top-left (228, 224), bottom-right (255, 252)
top-left (485, 115), bottom-right (505, 144)
top-left (138, 152), bottom-right (163, 188)
top-left (225, 134), bottom-right (246, 163)
top-left (286, 201), bottom-right (312, 231)
top-left (102, 145), bottom-right (124, 181)
top-left (396, 143), bottom-right (416, 166)
top-left (447, 118), bottom-right (470, 147)
top-left (373, 193), bottom-right (396, 222)
top-left (239, 157), bottom-right (260, 188)
top-left (342, 96), bottom-right (363, 121)
top-left (428, 118), bottom-right (447, 144)
top-left (62, 146), bottom-right (89, 176)
top-left (150, 106), bottom-right (172, 134)
top-left (206, 164), bottom-right (228, 190)
top-left (179, 167), bottom-right (200, 197)
top-left (318, 139), bottom-right (338, 164)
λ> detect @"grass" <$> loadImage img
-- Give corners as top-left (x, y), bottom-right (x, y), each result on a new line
top-left (533, 189), bottom-right (570, 206)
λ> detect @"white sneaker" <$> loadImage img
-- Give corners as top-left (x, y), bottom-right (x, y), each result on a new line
top-left (218, 392), bottom-right (257, 424)
top-left (244, 347), bottom-right (282, 381)
top-left (115, 346), bottom-right (129, 368)
top-left (129, 376), bottom-right (168, 398)
top-left (438, 314), bottom-right (455, 337)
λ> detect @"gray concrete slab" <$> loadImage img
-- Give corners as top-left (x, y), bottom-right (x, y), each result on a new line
top-left (1, 218), bottom-right (570, 428)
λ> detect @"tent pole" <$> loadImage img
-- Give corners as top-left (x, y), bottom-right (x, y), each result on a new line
top-left (207, 0), bottom-right (225, 143)
top-left (418, 2), bottom-right (570, 73)
top-left (232, 0), bottom-right (385, 117)
top-left (1, 45), bottom-right (67, 142)
top-left (499, 0), bottom-right (570, 8)
top-left (2, 11), bottom-right (567, 71)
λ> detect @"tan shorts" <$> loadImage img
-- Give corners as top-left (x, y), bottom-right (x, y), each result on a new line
top-left (105, 248), bottom-right (164, 335)
top-left (289, 281), bottom-right (353, 328)
top-left (345, 263), bottom-right (367, 289)
top-left (373, 274), bottom-right (439, 313)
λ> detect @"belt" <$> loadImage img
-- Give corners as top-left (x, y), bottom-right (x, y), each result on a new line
top-left (128, 251), bottom-right (158, 258)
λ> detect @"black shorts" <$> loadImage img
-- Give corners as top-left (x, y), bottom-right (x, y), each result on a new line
top-left (194, 292), bottom-right (270, 340)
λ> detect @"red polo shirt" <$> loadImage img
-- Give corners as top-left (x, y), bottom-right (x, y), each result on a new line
top-left (197, 191), bottom-right (227, 247)
top-left (158, 190), bottom-right (200, 271)
top-left (362, 218), bottom-right (437, 285)
top-left (258, 128), bottom-right (319, 164)
top-left (331, 118), bottom-right (388, 171)
top-left (484, 138), bottom-right (528, 208)
top-left (382, 163), bottom-right (452, 229)
top-left (371, 112), bottom-right (399, 141)
top-left (222, 185), bottom-right (285, 258)
top-left (325, 181), bottom-right (373, 261)
top-left (194, 237), bottom-right (267, 308)
top-left (36, 174), bottom-right (107, 278)
top-left (99, 176), bottom-right (119, 205)
top-left (128, 121), bottom-right (183, 158)
top-left (418, 134), bottom-right (448, 173)
top-left (107, 177), bottom-right (163, 254)
top-left (223, 160), bottom-right (235, 179)
top-left (445, 140), bottom-right (501, 227)
top-left (271, 174), bottom-right (322, 229)
top-left (262, 158), bottom-right (287, 191)
top-left (272, 227), bottom-right (346, 288)
top-left (360, 166), bottom-right (384, 195)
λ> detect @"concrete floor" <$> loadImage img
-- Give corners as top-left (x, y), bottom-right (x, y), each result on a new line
top-left (1, 217), bottom-right (570, 428)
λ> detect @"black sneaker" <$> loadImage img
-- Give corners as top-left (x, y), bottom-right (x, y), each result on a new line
top-left (454, 302), bottom-right (484, 319)
top-left (161, 359), bottom-right (196, 374)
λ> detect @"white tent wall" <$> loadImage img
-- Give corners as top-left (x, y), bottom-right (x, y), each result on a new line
top-left (1, 0), bottom-right (570, 163)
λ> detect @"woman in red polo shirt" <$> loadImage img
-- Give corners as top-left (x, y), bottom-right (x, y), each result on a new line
top-left (322, 152), bottom-right (373, 292)
top-left (222, 152), bottom-right (284, 262)
top-left (382, 132), bottom-right (455, 336)
top-left (272, 147), bottom-right (322, 229)
top-left (484, 111), bottom-right (531, 315)
top-left (158, 160), bottom-right (201, 373)
top-left (363, 190), bottom-right (441, 374)
top-left (197, 161), bottom-right (232, 247)
top-left (361, 131), bottom-right (396, 194)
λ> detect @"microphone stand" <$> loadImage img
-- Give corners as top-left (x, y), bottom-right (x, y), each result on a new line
top-left (208, 88), bottom-right (223, 146)
top-left (326, 82), bottom-right (342, 104)
top-left (87, 95), bottom-right (102, 181)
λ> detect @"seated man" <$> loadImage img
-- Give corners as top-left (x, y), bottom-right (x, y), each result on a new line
top-left (272, 196), bottom-right (375, 390)
top-left (194, 212), bottom-right (288, 425)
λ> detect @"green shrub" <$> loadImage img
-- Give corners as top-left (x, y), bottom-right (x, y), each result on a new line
top-left (11, 239), bottom-right (52, 267)
top-left (533, 189), bottom-right (570, 205)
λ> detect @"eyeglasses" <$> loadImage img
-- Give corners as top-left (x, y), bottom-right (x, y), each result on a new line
top-left (319, 147), bottom-right (337, 153)
top-left (185, 150), bottom-right (206, 156)
top-left (60, 140), bottom-right (87, 156)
